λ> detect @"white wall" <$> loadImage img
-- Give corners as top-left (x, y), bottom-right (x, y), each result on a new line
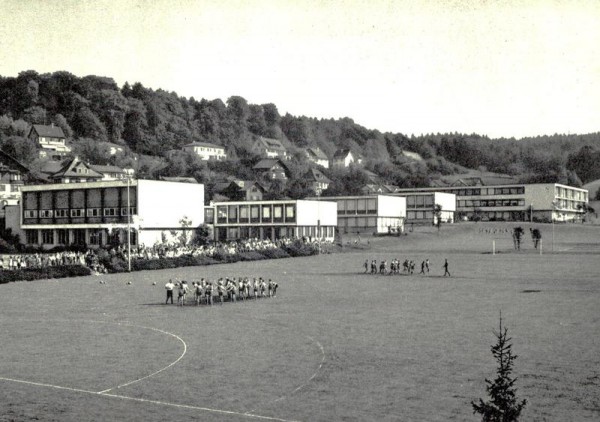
top-left (137, 180), bottom-right (204, 229)
top-left (377, 195), bottom-right (406, 218)
top-left (434, 192), bottom-right (456, 212)
top-left (296, 200), bottom-right (337, 226)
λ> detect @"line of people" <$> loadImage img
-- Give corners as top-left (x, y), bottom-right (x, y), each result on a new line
top-left (164, 277), bottom-right (279, 306)
top-left (364, 258), bottom-right (451, 276)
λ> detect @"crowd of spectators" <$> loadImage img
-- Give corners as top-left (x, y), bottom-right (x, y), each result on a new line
top-left (0, 251), bottom-right (87, 271)
top-left (106, 237), bottom-right (330, 261)
top-left (0, 237), bottom-right (332, 273)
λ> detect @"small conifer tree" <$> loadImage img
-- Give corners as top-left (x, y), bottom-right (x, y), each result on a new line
top-left (472, 313), bottom-right (527, 421)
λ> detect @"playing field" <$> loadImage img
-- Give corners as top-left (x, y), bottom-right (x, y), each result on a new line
top-left (1, 223), bottom-right (599, 421)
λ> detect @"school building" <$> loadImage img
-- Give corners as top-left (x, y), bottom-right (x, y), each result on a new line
top-left (6, 179), bottom-right (204, 249)
top-left (205, 199), bottom-right (337, 242)
top-left (393, 192), bottom-right (456, 225)
top-left (317, 195), bottom-right (406, 234)
top-left (394, 183), bottom-right (588, 222)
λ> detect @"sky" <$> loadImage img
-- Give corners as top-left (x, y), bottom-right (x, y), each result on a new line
top-left (0, 0), bottom-right (599, 139)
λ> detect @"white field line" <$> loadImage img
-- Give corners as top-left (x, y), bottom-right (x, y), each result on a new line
top-left (0, 376), bottom-right (301, 422)
top-left (247, 335), bottom-right (325, 414)
top-left (93, 321), bottom-right (187, 394)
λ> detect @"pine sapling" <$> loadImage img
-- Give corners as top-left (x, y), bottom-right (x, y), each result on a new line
top-left (472, 313), bottom-right (527, 421)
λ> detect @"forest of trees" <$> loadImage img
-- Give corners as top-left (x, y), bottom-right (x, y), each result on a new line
top-left (1, 70), bottom-right (599, 200)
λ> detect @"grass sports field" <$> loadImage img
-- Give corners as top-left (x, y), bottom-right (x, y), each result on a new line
top-left (1, 223), bottom-right (599, 421)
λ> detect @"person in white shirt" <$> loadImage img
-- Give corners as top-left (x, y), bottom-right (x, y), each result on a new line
top-left (165, 279), bottom-right (175, 304)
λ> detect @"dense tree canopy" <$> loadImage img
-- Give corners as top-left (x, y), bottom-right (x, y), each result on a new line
top-left (1, 70), bottom-right (599, 200)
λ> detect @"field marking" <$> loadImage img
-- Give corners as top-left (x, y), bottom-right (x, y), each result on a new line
top-left (0, 376), bottom-right (301, 422)
top-left (247, 335), bottom-right (325, 414)
top-left (93, 320), bottom-right (187, 394)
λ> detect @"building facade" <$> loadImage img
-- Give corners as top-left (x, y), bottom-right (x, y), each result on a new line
top-left (305, 147), bottom-right (329, 168)
top-left (251, 137), bottom-right (288, 159)
top-left (322, 195), bottom-right (406, 234)
top-left (205, 199), bottom-right (337, 242)
top-left (393, 192), bottom-right (456, 225)
top-left (331, 149), bottom-right (362, 169)
top-left (0, 150), bottom-right (28, 211)
top-left (182, 142), bottom-right (227, 161)
top-left (395, 183), bottom-right (588, 222)
top-left (28, 124), bottom-right (71, 159)
top-left (9, 180), bottom-right (204, 249)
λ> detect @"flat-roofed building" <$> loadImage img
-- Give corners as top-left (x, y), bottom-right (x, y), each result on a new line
top-left (9, 180), bottom-right (204, 249)
top-left (205, 199), bottom-right (337, 242)
top-left (320, 195), bottom-right (406, 234)
top-left (394, 183), bottom-right (588, 222)
top-left (394, 192), bottom-right (456, 225)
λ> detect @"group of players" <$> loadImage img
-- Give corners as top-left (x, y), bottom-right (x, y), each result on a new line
top-left (365, 257), bottom-right (451, 277)
top-left (165, 277), bottom-right (279, 306)
top-left (365, 258), bottom-right (431, 275)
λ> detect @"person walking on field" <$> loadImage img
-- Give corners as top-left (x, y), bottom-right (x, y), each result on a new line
top-left (364, 259), bottom-right (369, 273)
top-left (443, 259), bottom-right (451, 277)
top-left (165, 279), bottom-right (175, 304)
top-left (420, 260), bottom-right (426, 274)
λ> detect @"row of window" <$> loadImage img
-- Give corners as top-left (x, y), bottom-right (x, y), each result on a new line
top-left (209, 204), bottom-right (296, 224)
top-left (457, 199), bottom-right (526, 208)
top-left (405, 195), bottom-right (435, 208)
top-left (26, 228), bottom-right (136, 245)
top-left (0, 184), bottom-right (20, 192)
top-left (336, 198), bottom-right (378, 212)
top-left (24, 207), bottom-right (137, 219)
top-left (407, 211), bottom-right (435, 220)
top-left (222, 225), bottom-right (335, 240)
top-left (442, 187), bottom-right (525, 196)
top-left (555, 199), bottom-right (584, 210)
top-left (555, 187), bottom-right (587, 201)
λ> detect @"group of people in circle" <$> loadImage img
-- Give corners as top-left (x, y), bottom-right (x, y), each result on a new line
top-left (164, 277), bottom-right (279, 306)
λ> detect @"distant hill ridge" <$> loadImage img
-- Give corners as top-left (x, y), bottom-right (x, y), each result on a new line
top-left (0, 70), bottom-right (599, 193)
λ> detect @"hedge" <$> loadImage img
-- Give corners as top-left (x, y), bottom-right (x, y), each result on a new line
top-left (0, 265), bottom-right (92, 284)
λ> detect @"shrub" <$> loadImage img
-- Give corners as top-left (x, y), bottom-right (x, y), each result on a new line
top-left (284, 240), bottom-right (319, 257)
top-left (238, 251), bottom-right (266, 261)
top-left (0, 238), bottom-right (17, 253)
top-left (212, 251), bottom-right (241, 263)
top-left (259, 248), bottom-right (290, 259)
top-left (0, 265), bottom-right (92, 283)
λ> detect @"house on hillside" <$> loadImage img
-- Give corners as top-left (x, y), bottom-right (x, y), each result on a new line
top-left (217, 180), bottom-right (267, 201)
top-left (160, 176), bottom-right (198, 184)
top-left (39, 157), bottom-right (104, 184)
top-left (304, 168), bottom-right (331, 195)
top-left (89, 164), bottom-right (130, 181)
top-left (304, 147), bottom-right (329, 168)
top-left (360, 184), bottom-right (401, 195)
top-left (182, 142), bottom-right (227, 161)
top-left (0, 150), bottom-right (29, 211)
top-left (251, 137), bottom-right (288, 160)
top-left (28, 124), bottom-right (71, 159)
top-left (331, 148), bottom-right (362, 169)
top-left (253, 158), bottom-right (290, 181)
top-left (102, 142), bottom-right (126, 156)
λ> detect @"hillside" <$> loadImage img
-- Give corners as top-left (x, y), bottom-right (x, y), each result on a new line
top-left (1, 70), bottom-right (599, 198)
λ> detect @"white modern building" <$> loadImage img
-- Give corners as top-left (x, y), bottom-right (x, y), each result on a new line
top-left (205, 199), bottom-right (337, 242)
top-left (394, 183), bottom-right (588, 222)
top-left (321, 195), bottom-right (406, 234)
top-left (393, 192), bottom-right (456, 225)
top-left (182, 142), bottom-right (227, 161)
top-left (7, 180), bottom-right (204, 249)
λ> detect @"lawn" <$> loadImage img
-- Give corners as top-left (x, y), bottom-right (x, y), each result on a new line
top-left (0, 222), bottom-right (599, 421)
